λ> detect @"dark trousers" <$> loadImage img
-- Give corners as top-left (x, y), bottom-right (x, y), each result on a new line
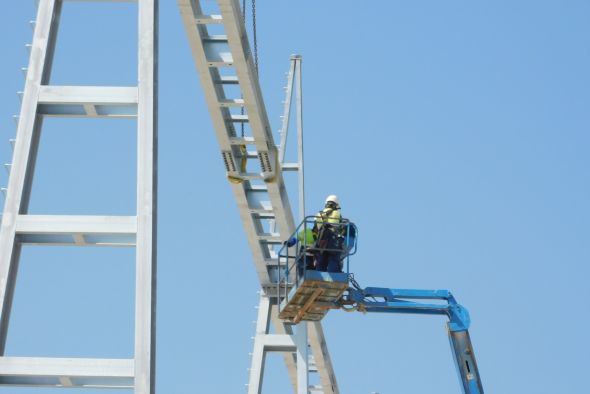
top-left (315, 229), bottom-right (343, 273)
top-left (316, 252), bottom-right (341, 272)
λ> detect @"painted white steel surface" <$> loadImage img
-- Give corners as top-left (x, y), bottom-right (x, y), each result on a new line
top-left (293, 56), bottom-right (309, 394)
top-left (37, 85), bottom-right (138, 117)
top-left (15, 214), bottom-right (136, 246)
top-left (248, 295), bottom-right (271, 394)
top-left (177, 1), bottom-right (339, 393)
top-left (15, 214), bottom-right (137, 233)
top-left (0, 1), bottom-right (157, 392)
top-left (296, 322), bottom-right (309, 394)
top-left (248, 294), bottom-right (299, 394)
top-left (38, 86), bottom-right (138, 105)
top-left (0, 357), bottom-right (134, 388)
top-left (135, 1), bottom-right (158, 393)
top-left (0, 0), bottom-right (61, 356)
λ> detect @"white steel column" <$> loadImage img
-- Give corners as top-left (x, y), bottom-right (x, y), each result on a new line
top-left (0, 1), bottom-right (158, 392)
top-left (293, 55), bottom-right (309, 394)
top-left (248, 56), bottom-right (319, 394)
top-left (0, 0), bottom-right (61, 356)
top-left (295, 321), bottom-right (309, 394)
top-left (295, 55), bottom-right (304, 221)
top-left (135, 1), bottom-right (158, 393)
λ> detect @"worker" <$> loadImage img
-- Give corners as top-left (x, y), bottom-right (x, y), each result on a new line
top-left (313, 195), bottom-right (344, 273)
top-left (285, 227), bottom-right (317, 277)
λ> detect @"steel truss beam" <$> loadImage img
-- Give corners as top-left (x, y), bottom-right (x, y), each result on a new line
top-left (0, 0), bottom-right (157, 392)
top-left (178, 1), bottom-right (338, 392)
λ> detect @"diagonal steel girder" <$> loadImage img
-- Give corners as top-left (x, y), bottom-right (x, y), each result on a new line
top-left (177, 1), bottom-right (339, 392)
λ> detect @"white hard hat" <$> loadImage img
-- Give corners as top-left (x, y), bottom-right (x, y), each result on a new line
top-left (325, 195), bottom-right (340, 208)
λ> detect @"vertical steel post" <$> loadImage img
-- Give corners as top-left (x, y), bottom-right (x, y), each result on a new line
top-left (293, 55), bottom-right (309, 394)
top-left (295, 55), bottom-right (304, 223)
top-left (248, 294), bottom-right (272, 394)
top-left (295, 321), bottom-right (309, 394)
top-left (248, 55), bottom-right (312, 394)
top-left (135, 0), bottom-right (158, 393)
top-left (278, 60), bottom-right (296, 164)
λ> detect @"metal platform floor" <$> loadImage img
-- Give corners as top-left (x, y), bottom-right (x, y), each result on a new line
top-left (279, 271), bottom-right (349, 323)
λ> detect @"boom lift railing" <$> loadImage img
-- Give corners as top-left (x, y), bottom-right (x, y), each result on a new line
top-left (276, 217), bottom-right (358, 304)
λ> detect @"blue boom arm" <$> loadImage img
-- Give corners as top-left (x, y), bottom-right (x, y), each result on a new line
top-left (343, 287), bottom-right (484, 394)
top-left (277, 218), bottom-right (483, 393)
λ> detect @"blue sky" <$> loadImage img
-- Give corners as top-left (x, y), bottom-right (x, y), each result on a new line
top-left (0, 1), bottom-right (589, 393)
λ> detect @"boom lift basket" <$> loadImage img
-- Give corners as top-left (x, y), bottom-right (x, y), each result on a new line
top-left (276, 217), bottom-right (358, 323)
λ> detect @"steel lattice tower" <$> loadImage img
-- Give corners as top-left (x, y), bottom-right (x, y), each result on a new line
top-left (0, 0), bottom-right (157, 391)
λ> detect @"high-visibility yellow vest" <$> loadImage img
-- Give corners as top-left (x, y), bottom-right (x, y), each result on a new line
top-left (297, 228), bottom-right (316, 245)
top-left (315, 208), bottom-right (341, 225)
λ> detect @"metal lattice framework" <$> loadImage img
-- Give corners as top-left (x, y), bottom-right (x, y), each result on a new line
top-left (0, 0), bottom-right (157, 391)
top-left (0, 2), bottom-right (486, 393)
top-left (178, 1), bottom-right (339, 393)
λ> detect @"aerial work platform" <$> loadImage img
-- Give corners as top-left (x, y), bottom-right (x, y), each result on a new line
top-left (276, 217), bottom-right (358, 323)
top-left (279, 271), bottom-right (349, 323)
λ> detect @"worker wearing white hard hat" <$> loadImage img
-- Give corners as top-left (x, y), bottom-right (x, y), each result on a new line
top-left (318, 195), bottom-right (341, 224)
top-left (325, 194), bottom-right (340, 208)
top-left (313, 195), bottom-right (343, 272)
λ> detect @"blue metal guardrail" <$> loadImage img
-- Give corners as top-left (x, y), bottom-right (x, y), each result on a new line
top-left (275, 216), bottom-right (358, 304)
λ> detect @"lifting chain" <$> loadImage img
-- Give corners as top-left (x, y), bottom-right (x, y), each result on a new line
top-left (230, 0), bottom-right (263, 185)
top-left (241, 0), bottom-right (246, 138)
top-left (240, 0), bottom-right (259, 138)
top-left (251, 0), bottom-right (259, 73)
top-left (240, 0), bottom-right (259, 74)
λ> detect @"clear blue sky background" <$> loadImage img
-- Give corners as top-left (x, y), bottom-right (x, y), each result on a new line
top-left (0, 1), bottom-right (589, 393)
